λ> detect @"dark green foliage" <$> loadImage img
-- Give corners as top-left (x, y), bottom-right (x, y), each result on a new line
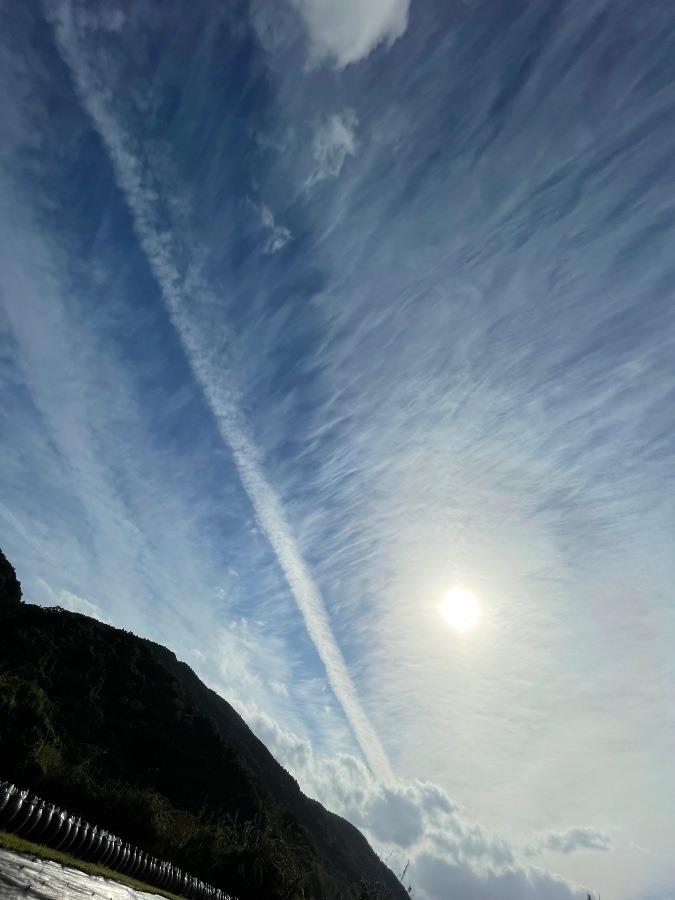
top-left (0, 549), bottom-right (22, 606)
top-left (0, 602), bottom-right (406, 900)
top-left (0, 672), bottom-right (63, 780)
top-left (355, 880), bottom-right (391, 900)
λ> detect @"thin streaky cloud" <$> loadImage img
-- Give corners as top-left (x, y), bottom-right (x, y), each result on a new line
top-left (524, 827), bottom-right (613, 857)
top-left (47, 0), bottom-right (392, 781)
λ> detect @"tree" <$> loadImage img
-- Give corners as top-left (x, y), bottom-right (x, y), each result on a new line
top-left (356, 879), bottom-right (390, 900)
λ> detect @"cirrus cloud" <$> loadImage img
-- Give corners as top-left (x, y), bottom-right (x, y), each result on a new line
top-left (306, 110), bottom-right (359, 188)
top-left (524, 827), bottom-right (613, 857)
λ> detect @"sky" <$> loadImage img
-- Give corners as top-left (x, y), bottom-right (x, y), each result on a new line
top-left (1, 1), bottom-right (675, 898)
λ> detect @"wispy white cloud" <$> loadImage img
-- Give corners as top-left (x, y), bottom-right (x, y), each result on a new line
top-left (222, 5), bottom-right (675, 895)
top-left (0, 174), bottom-right (235, 656)
top-left (37, 579), bottom-right (110, 624)
top-left (260, 203), bottom-right (293, 253)
top-left (524, 828), bottom-right (613, 857)
top-left (292, 0), bottom-right (410, 67)
top-left (0, 29), bottom-right (280, 686)
top-left (247, 200), bottom-right (294, 253)
top-left (306, 110), bottom-right (358, 187)
top-left (47, 0), bottom-right (391, 781)
top-left (241, 197), bottom-right (292, 252)
top-left (269, 678), bottom-right (289, 697)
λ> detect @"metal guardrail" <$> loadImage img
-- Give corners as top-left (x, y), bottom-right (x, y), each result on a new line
top-left (0, 781), bottom-right (235, 900)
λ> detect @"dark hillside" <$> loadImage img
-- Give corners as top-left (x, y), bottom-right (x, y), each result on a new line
top-left (0, 601), bottom-right (405, 900)
top-left (152, 646), bottom-right (396, 893)
top-left (0, 549), bottom-right (22, 607)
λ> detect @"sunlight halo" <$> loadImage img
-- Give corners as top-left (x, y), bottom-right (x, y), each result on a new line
top-left (440, 588), bottom-right (481, 632)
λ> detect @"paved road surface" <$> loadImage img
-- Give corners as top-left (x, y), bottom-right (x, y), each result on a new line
top-left (0, 848), bottom-right (160, 900)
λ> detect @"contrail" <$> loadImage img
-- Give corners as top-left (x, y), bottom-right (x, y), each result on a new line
top-left (48, 1), bottom-right (392, 781)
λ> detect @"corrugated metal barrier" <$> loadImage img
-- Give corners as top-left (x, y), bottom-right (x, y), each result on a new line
top-left (0, 782), bottom-right (235, 900)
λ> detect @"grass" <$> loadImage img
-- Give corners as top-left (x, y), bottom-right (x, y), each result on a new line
top-left (0, 830), bottom-right (185, 900)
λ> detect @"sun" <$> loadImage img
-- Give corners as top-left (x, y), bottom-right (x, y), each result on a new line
top-left (440, 588), bottom-right (481, 632)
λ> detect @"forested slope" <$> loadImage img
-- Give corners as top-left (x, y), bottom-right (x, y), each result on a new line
top-left (0, 595), bottom-right (405, 900)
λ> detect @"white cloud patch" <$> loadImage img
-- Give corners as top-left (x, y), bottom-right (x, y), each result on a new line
top-left (242, 708), bottom-right (587, 900)
top-left (292, 0), bottom-right (410, 67)
top-left (307, 110), bottom-right (358, 187)
top-left (269, 678), bottom-right (289, 697)
top-left (413, 854), bottom-right (584, 900)
top-left (260, 202), bottom-right (292, 253)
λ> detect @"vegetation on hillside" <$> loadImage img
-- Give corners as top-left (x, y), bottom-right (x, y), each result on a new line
top-left (0, 595), bottom-right (406, 900)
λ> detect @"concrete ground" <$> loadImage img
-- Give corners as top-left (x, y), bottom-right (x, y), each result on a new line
top-left (0, 848), bottom-right (160, 900)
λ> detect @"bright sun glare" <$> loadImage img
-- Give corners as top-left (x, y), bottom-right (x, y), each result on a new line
top-left (440, 588), bottom-right (481, 632)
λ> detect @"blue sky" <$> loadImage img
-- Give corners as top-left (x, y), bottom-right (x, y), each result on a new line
top-left (2, 1), bottom-right (675, 897)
